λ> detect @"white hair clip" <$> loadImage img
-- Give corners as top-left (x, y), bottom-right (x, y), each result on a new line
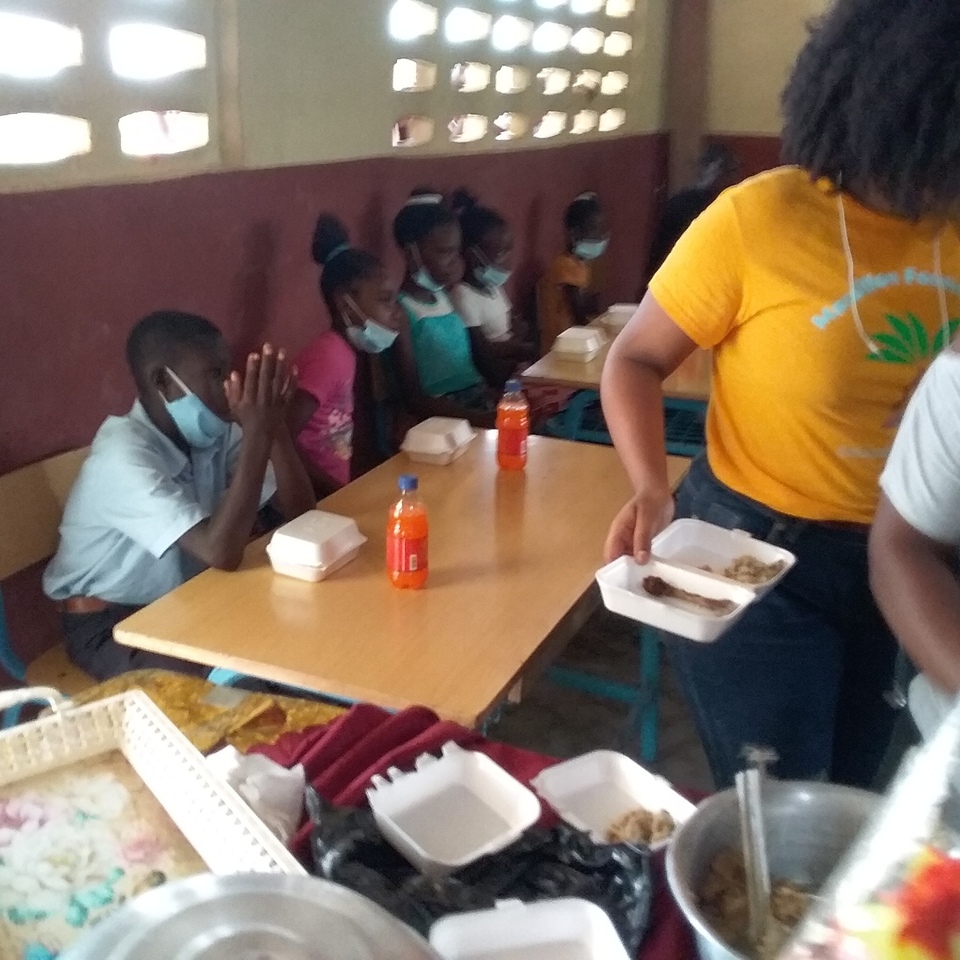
top-left (574, 191), bottom-right (598, 201)
top-left (404, 194), bottom-right (444, 207)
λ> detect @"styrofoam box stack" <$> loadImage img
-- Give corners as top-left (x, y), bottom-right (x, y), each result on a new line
top-left (366, 742), bottom-right (540, 878)
top-left (430, 898), bottom-right (632, 960)
top-left (266, 510), bottom-right (366, 582)
top-left (551, 327), bottom-right (606, 362)
top-left (595, 518), bottom-right (796, 642)
top-left (402, 417), bottom-right (475, 466)
top-left (531, 749), bottom-right (696, 853)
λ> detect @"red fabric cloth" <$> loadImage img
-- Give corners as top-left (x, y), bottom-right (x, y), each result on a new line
top-left (254, 703), bottom-right (697, 960)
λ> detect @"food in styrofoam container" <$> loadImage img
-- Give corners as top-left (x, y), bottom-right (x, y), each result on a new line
top-left (652, 519), bottom-right (796, 594)
top-left (402, 417), bottom-right (475, 466)
top-left (596, 556), bottom-right (755, 642)
top-left (531, 750), bottom-right (696, 853)
top-left (367, 742), bottom-right (541, 877)
top-left (552, 327), bottom-right (605, 362)
top-left (602, 303), bottom-right (639, 335)
top-left (429, 898), bottom-right (631, 960)
top-left (266, 510), bottom-right (366, 582)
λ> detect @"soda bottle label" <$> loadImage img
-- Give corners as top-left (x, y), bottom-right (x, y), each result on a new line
top-left (499, 426), bottom-right (527, 458)
top-left (387, 535), bottom-right (428, 574)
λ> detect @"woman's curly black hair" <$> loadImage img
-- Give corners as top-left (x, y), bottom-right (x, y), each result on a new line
top-left (781, 0), bottom-right (960, 220)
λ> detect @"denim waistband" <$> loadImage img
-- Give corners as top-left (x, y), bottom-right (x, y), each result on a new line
top-left (678, 456), bottom-right (871, 551)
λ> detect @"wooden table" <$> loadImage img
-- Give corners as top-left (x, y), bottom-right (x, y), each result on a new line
top-left (521, 321), bottom-right (712, 403)
top-left (115, 434), bottom-right (689, 728)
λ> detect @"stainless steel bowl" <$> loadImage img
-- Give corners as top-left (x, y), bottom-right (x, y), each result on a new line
top-left (666, 781), bottom-right (879, 960)
top-left (59, 873), bottom-right (442, 960)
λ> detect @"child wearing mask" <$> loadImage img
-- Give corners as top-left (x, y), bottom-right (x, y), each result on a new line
top-left (450, 189), bottom-right (535, 365)
top-left (288, 214), bottom-right (399, 496)
top-left (44, 311), bottom-right (315, 680)
top-left (537, 192), bottom-right (609, 355)
top-left (393, 190), bottom-right (501, 428)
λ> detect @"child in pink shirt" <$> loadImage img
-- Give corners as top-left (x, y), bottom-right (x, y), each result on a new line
top-left (288, 215), bottom-right (398, 496)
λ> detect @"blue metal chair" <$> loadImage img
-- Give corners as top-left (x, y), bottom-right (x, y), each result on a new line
top-left (206, 667), bottom-right (360, 708)
top-left (542, 390), bottom-right (613, 445)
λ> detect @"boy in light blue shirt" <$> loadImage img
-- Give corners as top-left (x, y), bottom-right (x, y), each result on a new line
top-left (44, 310), bottom-right (315, 679)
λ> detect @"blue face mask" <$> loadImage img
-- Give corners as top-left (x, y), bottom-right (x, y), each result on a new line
top-left (163, 367), bottom-right (230, 449)
top-left (574, 237), bottom-right (609, 261)
top-left (343, 296), bottom-right (399, 354)
top-left (412, 245), bottom-right (446, 293)
top-left (472, 250), bottom-right (511, 289)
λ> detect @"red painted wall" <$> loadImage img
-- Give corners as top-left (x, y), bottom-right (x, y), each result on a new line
top-left (0, 132), bottom-right (668, 677)
top-left (706, 133), bottom-right (783, 180)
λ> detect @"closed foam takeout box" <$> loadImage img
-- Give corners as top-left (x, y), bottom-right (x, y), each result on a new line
top-left (601, 303), bottom-right (639, 335)
top-left (429, 898), bottom-right (631, 960)
top-left (402, 417), bottom-right (475, 466)
top-left (551, 327), bottom-right (606, 362)
top-left (266, 510), bottom-right (366, 582)
top-left (595, 518), bottom-right (796, 642)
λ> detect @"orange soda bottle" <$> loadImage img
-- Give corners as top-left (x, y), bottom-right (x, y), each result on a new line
top-left (386, 474), bottom-right (428, 589)
top-left (497, 379), bottom-right (530, 471)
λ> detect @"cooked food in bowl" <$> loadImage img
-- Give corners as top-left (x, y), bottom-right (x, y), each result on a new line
top-left (642, 576), bottom-right (738, 616)
top-left (701, 555), bottom-right (787, 586)
top-left (606, 807), bottom-right (676, 845)
top-left (700, 849), bottom-right (813, 960)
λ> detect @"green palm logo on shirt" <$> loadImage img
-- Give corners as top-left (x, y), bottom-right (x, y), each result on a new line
top-left (866, 312), bottom-right (960, 363)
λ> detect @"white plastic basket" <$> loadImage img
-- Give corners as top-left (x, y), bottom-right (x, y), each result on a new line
top-left (0, 686), bottom-right (304, 876)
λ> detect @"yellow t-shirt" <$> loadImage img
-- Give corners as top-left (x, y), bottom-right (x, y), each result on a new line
top-left (537, 252), bottom-right (591, 354)
top-left (649, 166), bottom-right (960, 524)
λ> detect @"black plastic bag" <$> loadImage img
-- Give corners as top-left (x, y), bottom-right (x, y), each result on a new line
top-left (305, 789), bottom-right (653, 954)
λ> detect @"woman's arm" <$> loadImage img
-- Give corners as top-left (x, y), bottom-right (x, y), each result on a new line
top-left (467, 328), bottom-right (511, 389)
top-left (601, 294), bottom-right (699, 562)
top-left (394, 315), bottom-right (496, 429)
top-left (870, 496), bottom-right (960, 694)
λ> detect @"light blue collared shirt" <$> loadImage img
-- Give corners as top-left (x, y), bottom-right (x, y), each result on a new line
top-left (43, 401), bottom-right (276, 606)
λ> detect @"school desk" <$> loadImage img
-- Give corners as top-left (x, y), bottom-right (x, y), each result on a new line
top-left (521, 320), bottom-right (712, 402)
top-left (114, 434), bottom-right (690, 728)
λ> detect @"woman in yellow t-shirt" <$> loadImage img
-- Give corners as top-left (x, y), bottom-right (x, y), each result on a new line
top-left (602, 0), bottom-right (960, 790)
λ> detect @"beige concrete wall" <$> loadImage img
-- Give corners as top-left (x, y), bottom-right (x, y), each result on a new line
top-left (0, 0), bottom-right (670, 192)
top-left (707, 0), bottom-right (829, 135)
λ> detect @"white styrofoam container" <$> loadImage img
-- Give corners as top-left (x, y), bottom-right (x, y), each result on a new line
top-left (595, 556), bottom-right (755, 642)
top-left (266, 510), bottom-right (366, 582)
top-left (429, 898), bottom-right (631, 960)
top-left (551, 327), bottom-right (605, 362)
top-left (531, 750), bottom-right (696, 852)
top-left (402, 417), bottom-right (476, 466)
top-left (602, 303), bottom-right (639, 335)
top-left (367, 742), bottom-right (541, 878)
top-left (652, 518), bottom-right (796, 595)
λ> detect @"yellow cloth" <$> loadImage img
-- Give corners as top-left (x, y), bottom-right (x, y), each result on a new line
top-left (537, 252), bottom-right (591, 354)
top-left (649, 166), bottom-right (960, 524)
top-left (69, 670), bottom-right (345, 753)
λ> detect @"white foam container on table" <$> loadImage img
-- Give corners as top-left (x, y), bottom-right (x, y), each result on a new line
top-left (402, 417), bottom-right (476, 466)
top-left (429, 898), bottom-right (631, 960)
top-left (367, 742), bottom-right (541, 878)
top-left (595, 556), bottom-right (756, 642)
top-left (531, 750), bottom-right (696, 852)
top-left (601, 303), bottom-right (638, 336)
top-left (551, 327), bottom-right (605, 362)
top-left (266, 510), bottom-right (366, 582)
top-left (651, 518), bottom-right (796, 595)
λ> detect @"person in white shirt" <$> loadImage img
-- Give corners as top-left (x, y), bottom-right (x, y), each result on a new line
top-left (871, 345), bottom-right (960, 738)
top-left (450, 189), bottom-right (536, 366)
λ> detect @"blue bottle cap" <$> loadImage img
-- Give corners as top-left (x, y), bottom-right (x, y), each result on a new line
top-left (505, 379), bottom-right (522, 393)
top-left (398, 474), bottom-right (419, 492)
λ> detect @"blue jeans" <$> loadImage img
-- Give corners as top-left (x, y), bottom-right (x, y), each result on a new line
top-left (666, 457), bottom-right (899, 789)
